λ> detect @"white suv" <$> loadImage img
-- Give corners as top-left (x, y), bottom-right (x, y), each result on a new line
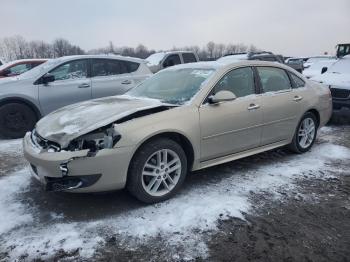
top-left (145, 51), bottom-right (199, 73)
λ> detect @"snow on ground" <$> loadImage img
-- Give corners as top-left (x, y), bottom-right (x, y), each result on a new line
top-left (0, 129), bottom-right (350, 260)
top-left (0, 139), bottom-right (22, 156)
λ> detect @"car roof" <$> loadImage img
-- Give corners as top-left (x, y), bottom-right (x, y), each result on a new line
top-left (163, 60), bottom-right (294, 72)
top-left (57, 55), bottom-right (146, 64)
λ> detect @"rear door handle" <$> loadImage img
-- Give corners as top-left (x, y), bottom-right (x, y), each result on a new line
top-left (121, 80), bottom-right (132, 85)
top-left (293, 95), bottom-right (303, 102)
top-left (78, 83), bottom-right (90, 88)
top-left (247, 104), bottom-right (260, 110)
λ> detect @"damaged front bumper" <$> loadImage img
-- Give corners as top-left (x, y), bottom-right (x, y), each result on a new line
top-left (23, 132), bottom-right (134, 193)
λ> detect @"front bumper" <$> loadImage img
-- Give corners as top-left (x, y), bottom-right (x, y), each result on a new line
top-left (23, 132), bottom-right (134, 193)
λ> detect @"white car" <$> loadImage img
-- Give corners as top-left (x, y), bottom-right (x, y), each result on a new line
top-left (303, 56), bottom-right (336, 69)
top-left (146, 51), bottom-right (199, 73)
top-left (0, 55), bottom-right (152, 138)
top-left (311, 55), bottom-right (350, 110)
top-left (303, 59), bottom-right (337, 79)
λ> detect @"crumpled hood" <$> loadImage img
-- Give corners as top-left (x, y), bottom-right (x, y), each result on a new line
top-left (35, 95), bottom-right (165, 148)
top-left (311, 73), bottom-right (350, 90)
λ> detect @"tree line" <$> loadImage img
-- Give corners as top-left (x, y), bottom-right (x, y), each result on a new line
top-left (0, 35), bottom-right (260, 62)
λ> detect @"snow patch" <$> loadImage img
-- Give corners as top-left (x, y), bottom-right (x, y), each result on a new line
top-left (0, 142), bottom-right (349, 260)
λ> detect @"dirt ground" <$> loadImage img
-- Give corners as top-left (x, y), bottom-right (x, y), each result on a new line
top-left (0, 108), bottom-right (349, 262)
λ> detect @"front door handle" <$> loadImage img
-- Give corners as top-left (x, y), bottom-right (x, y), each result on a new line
top-left (78, 83), bottom-right (90, 88)
top-left (121, 80), bottom-right (132, 85)
top-left (247, 104), bottom-right (260, 110)
top-left (293, 95), bottom-right (303, 102)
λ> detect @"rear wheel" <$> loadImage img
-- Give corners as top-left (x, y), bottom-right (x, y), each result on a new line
top-left (127, 138), bottom-right (187, 203)
top-left (289, 112), bottom-right (318, 153)
top-left (0, 103), bottom-right (37, 139)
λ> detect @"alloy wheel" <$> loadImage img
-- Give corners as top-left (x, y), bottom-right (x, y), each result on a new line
top-left (298, 117), bottom-right (316, 149)
top-left (141, 149), bottom-right (182, 197)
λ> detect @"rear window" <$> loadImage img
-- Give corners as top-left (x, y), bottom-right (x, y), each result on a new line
top-left (257, 67), bottom-right (292, 92)
top-left (125, 61), bottom-right (140, 72)
top-left (182, 53), bottom-right (197, 63)
top-left (92, 59), bottom-right (139, 77)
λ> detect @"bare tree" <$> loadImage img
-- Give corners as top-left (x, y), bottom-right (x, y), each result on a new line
top-left (206, 41), bottom-right (215, 59)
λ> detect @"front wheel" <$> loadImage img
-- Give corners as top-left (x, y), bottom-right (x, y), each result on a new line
top-left (127, 138), bottom-right (188, 203)
top-left (289, 112), bottom-right (318, 153)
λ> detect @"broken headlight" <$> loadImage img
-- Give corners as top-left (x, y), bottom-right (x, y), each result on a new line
top-left (67, 126), bottom-right (121, 154)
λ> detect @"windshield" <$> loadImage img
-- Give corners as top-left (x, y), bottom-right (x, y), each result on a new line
top-left (126, 68), bottom-right (215, 104)
top-left (17, 58), bottom-right (60, 79)
top-left (145, 52), bottom-right (166, 66)
top-left (328, 58), bottom-right (350, 74)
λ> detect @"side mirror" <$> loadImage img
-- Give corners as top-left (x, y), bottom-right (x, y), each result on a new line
top-left (321, 67), bottom-right (328, 74)
top-left (42, 73), bottom-right (55, 84)
top-left (208, 90), bottom-right (237, 104)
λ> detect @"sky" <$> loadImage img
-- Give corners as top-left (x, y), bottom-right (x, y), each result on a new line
top-left (1, 0), bottom-right (349, 57)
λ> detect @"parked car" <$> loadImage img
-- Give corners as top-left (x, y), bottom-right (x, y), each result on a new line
top-left (285, 58), bottom-right (304, 73)
top-left (217, 52), bottom-right (284, 64)
top-left (311, 55), bottom-right (350, 110)
top-left (303, 56), bottom-right (336, 69)
top-left (0, 55), bottom-right (152, 138)
top-left (0, 59), bottom-right (47, 78)
top-left (303, 59), bottom-right (337, 79)
top-left (23, 60), bottom-right (332, 203)
top-left (145, 51), bottom-right (199, 73)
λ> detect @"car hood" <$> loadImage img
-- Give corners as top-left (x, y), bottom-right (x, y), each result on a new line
top-left (311, 72), bottom-right (350, 90)
top-left (35, 95), bottom-right (168, 148)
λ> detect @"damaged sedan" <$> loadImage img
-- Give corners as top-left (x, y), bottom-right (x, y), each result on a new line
top-left (23, 61), bottom-right (332, 203)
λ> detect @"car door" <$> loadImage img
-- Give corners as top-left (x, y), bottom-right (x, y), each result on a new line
top-left (91, 59), bottom-right (136, 99)
top-left (199, 67), bottom-right (263, 162)
top-left (38, 59), bottom-right (91, 115)
top-left (256, 66), bottom-right (300, 145)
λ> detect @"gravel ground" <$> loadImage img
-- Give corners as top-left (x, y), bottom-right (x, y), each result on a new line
top-left (0, 108), bottom-right (349, 262)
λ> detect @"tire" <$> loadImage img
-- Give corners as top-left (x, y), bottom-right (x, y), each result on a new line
top-left (0, 103), bottom-right (37, 139)
top-left (288, 112), bottom-right (318, 154)
top-left (127, 138), bottom-right (188, 203)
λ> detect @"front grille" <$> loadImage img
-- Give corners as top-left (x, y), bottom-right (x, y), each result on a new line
top-left (330, 88), bottom-right (350, 99)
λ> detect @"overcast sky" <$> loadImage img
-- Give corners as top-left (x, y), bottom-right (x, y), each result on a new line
top-left (1, 0), bottom-right (349, 56)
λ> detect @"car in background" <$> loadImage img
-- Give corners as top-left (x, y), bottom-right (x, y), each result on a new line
top-left (311, 55), bottom-right (350, 110)
top-left (285, 58), bottom-right (304, 73)
top-left (303, 58), bottom-right (337, 79)
top-left (145, 51), bottom-right (199, 73)
top-left (217, 52), bottom-right (284, 64)
top-left (0, 55), bottom-right (152, 138)
top-left (0, 59), bottom-right (48, 78)
top-left (303, 56), bottom-right (336, 69)
top-left (23, 60), bottom-right (331, 203)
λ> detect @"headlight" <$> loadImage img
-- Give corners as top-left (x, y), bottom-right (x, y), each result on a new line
top-left (67, 126), bottom-right (121, 154)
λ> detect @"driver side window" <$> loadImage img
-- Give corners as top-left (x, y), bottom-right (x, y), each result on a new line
top-left (214, 67), bottom-right (256, 97)
top-left (49, 60), bottom-right (88, 81)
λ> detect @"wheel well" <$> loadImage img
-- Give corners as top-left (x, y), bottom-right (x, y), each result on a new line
top-left (307, 109), bottom-right (320, 127)
top-left (131, 132), bottom-right (195, 171)
top-left (0, 98), bottom-right (41, 120)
